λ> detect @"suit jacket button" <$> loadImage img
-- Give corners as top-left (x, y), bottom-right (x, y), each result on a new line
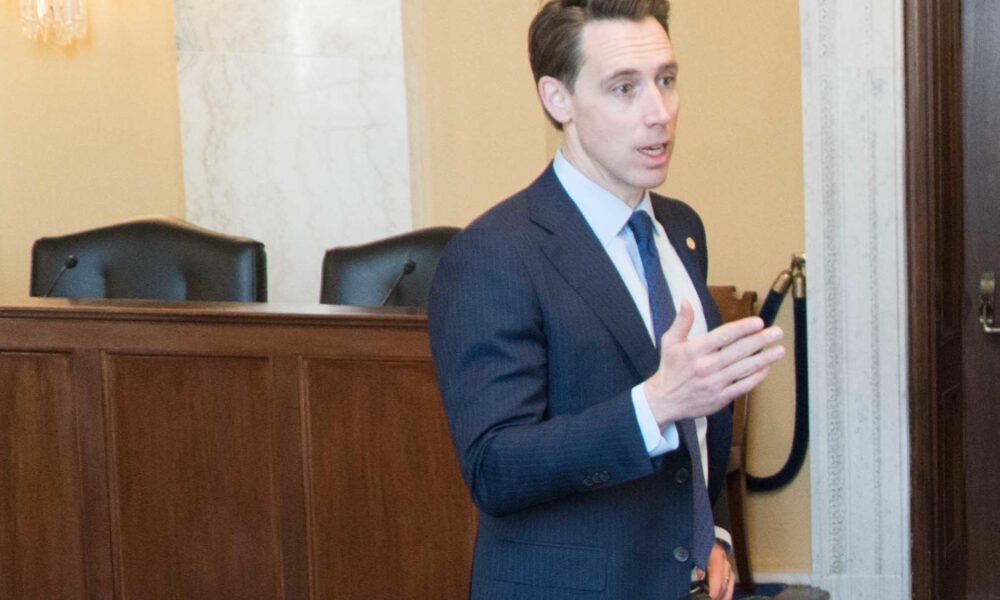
top-left (583, 476), bottom-right (594, 487)
top-left (676, 468), bottom-right (690, 483)
top-left (673, 546), bottom-right (690, 563)
top-left (600, 470), bottom-right (610, 482)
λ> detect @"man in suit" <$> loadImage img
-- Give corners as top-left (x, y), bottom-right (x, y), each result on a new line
top-left (428, 1), bottom-right (785, 598)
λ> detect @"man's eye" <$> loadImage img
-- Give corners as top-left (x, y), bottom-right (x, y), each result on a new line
top-left (614, 83), bottom-right (635, 95)
top-left (658, 75), bottom-right (676, 87)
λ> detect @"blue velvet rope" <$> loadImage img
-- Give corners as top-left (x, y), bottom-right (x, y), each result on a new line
top-left (757, 288), bottom-right (784, 329)
top-left (745, 293), bottom-right (809, 493)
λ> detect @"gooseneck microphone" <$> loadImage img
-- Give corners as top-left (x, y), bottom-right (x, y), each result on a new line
top-left (380, 259), bottom-right (417, 306)
top-left (42, 255), bottom-right (79, 297)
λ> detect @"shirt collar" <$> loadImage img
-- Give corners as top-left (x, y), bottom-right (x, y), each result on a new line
top-left (553, 148), bottom-right (657, 245)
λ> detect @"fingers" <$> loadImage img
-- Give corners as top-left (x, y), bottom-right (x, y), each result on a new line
top-left (707, 565), bottom-right (727, 599)
top-left (692, 326), bottom-right (783, 381)
top-left (706, 543), bottom-right (732, 600)
top-left (689, 315), bottom-right (765, 355)
top-left (713, 325), bottom-right (783, 368)
top-left (721, 366), bottom-right (771, 403)
top-left (709, 565), bottom-right (734, 600)
top-left (659, 299), bottom-right (695, 347)
top-left (716, 343), bottom-right (785, 386)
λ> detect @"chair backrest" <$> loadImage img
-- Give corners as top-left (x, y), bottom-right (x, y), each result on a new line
top-left (320, 227), bottom-right (461, 307)
top-left (707, 286), bottom-right (757, 456)
top-left (708, 285), bottom-right (759, 592)
top-left (30, 216), bottom-right (267, 302)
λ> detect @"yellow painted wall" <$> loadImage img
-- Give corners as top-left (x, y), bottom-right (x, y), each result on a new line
top-left (665, 1), bottom-right (808, 575)
top-left (401, 0), bottom-right (551, 227)
top-left (409, 0), bottom-right (809, 575)
top-left (0, 0), bottom-right (184, 297)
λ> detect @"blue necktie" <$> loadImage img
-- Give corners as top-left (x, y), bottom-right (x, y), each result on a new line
top-left (627, 210), bottom-right (715, 570)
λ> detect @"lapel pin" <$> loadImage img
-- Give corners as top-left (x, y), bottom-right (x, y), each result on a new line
top-left (686, 237), bottom-right (696, 250)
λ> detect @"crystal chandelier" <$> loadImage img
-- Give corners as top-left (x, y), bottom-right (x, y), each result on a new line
top-left (20, 0), bottom-right (87, 46)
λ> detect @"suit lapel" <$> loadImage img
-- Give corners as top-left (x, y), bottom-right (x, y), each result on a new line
top-left (526, 166), bottom-right (660, 379)
top-left (652, 199), bottom-right (722, 330)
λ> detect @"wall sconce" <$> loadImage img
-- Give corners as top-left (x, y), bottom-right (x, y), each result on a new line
top-left (20, 0), bottom-right (87, 45)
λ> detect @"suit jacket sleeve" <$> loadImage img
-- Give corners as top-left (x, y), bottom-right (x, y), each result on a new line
top-left (428, 224), bottom-right (657, 518)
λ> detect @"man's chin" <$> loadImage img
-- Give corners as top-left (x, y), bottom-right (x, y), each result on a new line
top-left (636, 169), bottom-right (669, 192)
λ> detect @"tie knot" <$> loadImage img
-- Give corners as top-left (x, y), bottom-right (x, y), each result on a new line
top-left (627, 210), bottom-right (656, 249)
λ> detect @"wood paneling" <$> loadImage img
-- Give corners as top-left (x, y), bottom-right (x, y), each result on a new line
top-left (106, 355), bottom-right (280, 599)
top-left (0, 353), bottom-right (86, 599)
top-left (0, 298), bottom-right (474, 600)
top-left (303, 359), bottom-right (475, 599)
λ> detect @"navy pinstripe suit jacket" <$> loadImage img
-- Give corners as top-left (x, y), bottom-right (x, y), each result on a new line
top-left (428, 164), bottom-right (731, 600)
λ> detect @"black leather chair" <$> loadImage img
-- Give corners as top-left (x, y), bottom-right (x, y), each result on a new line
top-left (320, 226), bottom-right (460, 307)
top-left (30, 216), bottom-right (267, 302)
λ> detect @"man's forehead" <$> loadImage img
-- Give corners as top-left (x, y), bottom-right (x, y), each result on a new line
top-left (579, 17), bottom-right (676, 75)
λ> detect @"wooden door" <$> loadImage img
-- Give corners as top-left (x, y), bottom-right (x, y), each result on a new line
top-left (961, 1), bottom-right (1000, 597)
top-left (910, 0), bottom-right (1000, 596)
top-left (905, 0), bottom-right (966, 597)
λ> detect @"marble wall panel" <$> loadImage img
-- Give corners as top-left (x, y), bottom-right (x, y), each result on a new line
top-left (800, 0), bottom-right (910, 597)
top-left (175, 0), bottom-right (411, 303)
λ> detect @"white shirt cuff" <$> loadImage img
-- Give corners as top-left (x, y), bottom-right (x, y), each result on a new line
top-left (715, 527), bottom-right (732, 555)
top-left (631, 382), bottom-right (679, 457)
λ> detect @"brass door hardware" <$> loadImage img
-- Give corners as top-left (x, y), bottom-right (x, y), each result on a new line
top-left (980, 272), bottom-right (1000, 333)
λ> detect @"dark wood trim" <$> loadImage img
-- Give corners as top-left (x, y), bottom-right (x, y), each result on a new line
top-left (0, 296), bottom-right (429, 328)
top-left (905, 0), bottom-right (964, 597)
top-left (905, 0), bottom-right (936, 591)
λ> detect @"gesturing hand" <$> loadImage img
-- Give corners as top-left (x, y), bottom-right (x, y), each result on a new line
top-left (643, 299), bottom-right (784, 427)
top-left (692, 542), bottom-right (735, 600)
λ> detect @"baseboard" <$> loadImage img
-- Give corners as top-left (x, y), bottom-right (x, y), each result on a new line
top-left (750, 572), bottom-right (814, 586)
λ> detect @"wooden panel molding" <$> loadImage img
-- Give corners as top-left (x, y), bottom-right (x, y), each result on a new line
top-left (0, 353), bottom-right (86, 600)
top-left (302, 358), bottom-right (476, 599)
top-left (106, 354), bottom-right (281, 599)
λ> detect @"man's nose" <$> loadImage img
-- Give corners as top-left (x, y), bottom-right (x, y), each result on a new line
top-left (642, 87), bottom-right (671, 126)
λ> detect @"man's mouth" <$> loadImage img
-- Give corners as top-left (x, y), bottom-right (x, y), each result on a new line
top-left (639, 143), bottom-right (668, 157)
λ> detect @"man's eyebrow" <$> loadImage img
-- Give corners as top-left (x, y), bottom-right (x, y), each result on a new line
top-left (600, 68), bottom-right (641, 88)
top-left (599, 61), bottom-right (679, 87)
top-left (658, 61), bottom-right (680, 75)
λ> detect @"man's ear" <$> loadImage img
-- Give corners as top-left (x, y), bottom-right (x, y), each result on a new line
top-left (537, 75), bottom-right (573, 127)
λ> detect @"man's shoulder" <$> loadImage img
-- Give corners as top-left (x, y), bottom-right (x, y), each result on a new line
top-left (649, 192), bottom-right (701, 222)
top-left (649, 192), bottom-right (706, 234)
top-left (462, 164), bottom-right (558, 234)
top-left (466, 189), bottom-right (531, 232)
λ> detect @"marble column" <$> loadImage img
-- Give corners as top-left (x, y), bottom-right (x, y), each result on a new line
top-left (174, 0), bottom-right (411, 303)
top-left (800, 1), bottom-right (910, 598)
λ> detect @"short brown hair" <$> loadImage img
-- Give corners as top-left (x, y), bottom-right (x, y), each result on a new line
top-left (528, 0), bottom-right (671, 129)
